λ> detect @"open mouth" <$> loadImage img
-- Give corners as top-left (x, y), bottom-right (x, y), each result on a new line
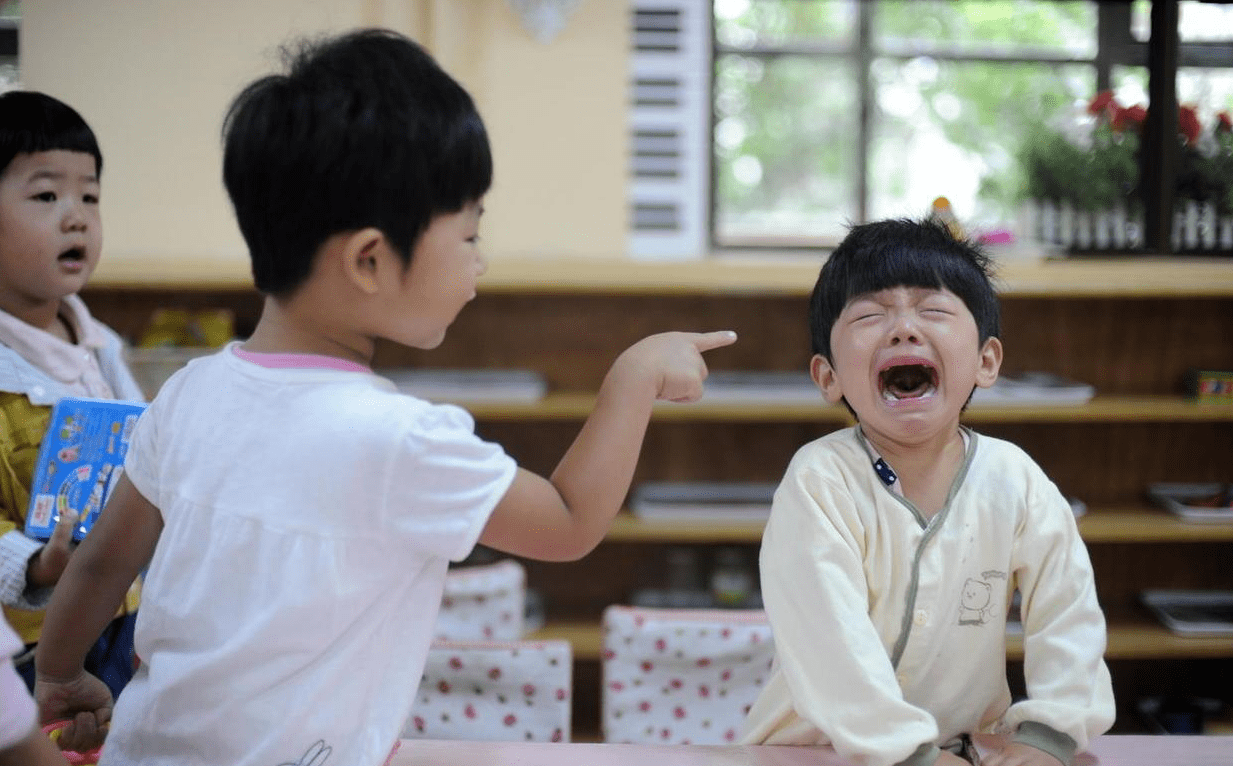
top-left (879, 364), bottom-right (938, 401)
top-left (58, 247), bottom-right (86, 264)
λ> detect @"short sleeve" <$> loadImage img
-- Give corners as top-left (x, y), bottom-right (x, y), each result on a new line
top-left (384, 404), bottom-right (517, 562)
top-left (122, 397), bottom-right (161, 508)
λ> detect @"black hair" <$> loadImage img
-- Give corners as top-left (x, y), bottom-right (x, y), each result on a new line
top-left (221, 28), bottom-right (492, 296)
top-left (809, 217), bottom-right (1000, 361)
top-left (0, 90), bottom-right (103, 179)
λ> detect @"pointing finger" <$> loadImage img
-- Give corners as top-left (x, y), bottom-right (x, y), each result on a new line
top-left (691, 330), bottom-right (738, 352)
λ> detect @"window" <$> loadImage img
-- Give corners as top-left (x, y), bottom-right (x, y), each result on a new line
top-left (707, 0), bottom-right (1233, 250)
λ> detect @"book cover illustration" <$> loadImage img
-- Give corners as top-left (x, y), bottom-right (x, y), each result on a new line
top-left (25, 397), bottom-right (148, 542)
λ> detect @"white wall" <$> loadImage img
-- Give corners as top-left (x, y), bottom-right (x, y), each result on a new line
top-left (19, 0), bottom-right (629, 267)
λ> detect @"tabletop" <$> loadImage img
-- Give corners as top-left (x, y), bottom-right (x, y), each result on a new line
top-left (389, 735), bottom-right (1233, 766)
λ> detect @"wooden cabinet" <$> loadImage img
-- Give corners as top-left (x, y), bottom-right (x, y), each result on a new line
top-left (84, 255), bottom-right (1233, 738)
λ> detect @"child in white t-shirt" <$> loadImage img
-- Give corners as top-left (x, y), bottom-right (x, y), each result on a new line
top-left (34, 29), bottom-right (735, 766)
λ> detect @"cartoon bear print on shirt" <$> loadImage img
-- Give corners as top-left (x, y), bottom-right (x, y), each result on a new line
top-left (958, 570), bottom-right (1007, 626)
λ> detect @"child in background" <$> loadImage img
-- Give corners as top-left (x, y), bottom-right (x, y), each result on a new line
top-left (740, 219), bottom-right (1113, 766)
top-left (34, 29), bottom-right (735, 766)
top-left (1, 615), bottom-right (66, 765)
top-left (0, 91), bottom-right (144, 699)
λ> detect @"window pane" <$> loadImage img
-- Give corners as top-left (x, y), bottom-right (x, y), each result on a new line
top-left (1179, 1), bottom-right (1233, 43)
top-left (874, 1), bottom-right (1096, 59)
top-left (713, 54), bottom-right (858, 244)
top-left (869, 59), bottom-right (1096, 228)
top-left (1133, 0), bottom-right (1233, 44)
top-left (715, 0), bottom-right (856, 50)
top-left (1177, 68), bottom-right (1233, 123)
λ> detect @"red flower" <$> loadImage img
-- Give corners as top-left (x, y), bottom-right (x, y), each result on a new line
top-left (674, 706), bottom-right (686, 719)
top-left (448, 657), bottom-right (463, 670)
top-left (1178, 105), bottom-right (1202, 145)
top-left (1112, 104), bottom-right (1147, 133)
top-left (488, 667), bottom-right (501, 680)
top-left (556, 688), bottom-right (568, 701)
top-left (1088, 90), bottom-right (1118, 116)
top-left (437, 681), bottom-right (451, 694)
top-left (522, 683), bottom-right (536, 697)
top-left (503, 714), bottom-right (517, 726)
top-left (464, 704), bottom-right (477, 719)
top-left (641, 661), bottom-right (654, 673)
top-left (1217, 111), bottom-right (1232, 133)
top-left (552, 729), bottom-right (563, 743)
top-left (639, 701), bottom-right (652, 712)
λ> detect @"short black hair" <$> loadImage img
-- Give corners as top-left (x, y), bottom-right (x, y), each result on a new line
top-left (809, 218), bottom-right (1000, 361)
top-left (222, 28), bottom-right (492, 296)
top-left (0, 90), bottom-right (103, 179)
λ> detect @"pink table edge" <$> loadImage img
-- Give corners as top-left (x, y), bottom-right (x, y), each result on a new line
top-left (390, 735), bottom-right (1233, 766)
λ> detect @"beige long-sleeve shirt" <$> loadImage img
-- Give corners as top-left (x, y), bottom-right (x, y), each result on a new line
top-left (741, 427), bottom-right (1114, 766)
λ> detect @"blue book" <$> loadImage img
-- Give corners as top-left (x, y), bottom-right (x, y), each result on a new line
top-left (24, 397), bottom-right (148, 542)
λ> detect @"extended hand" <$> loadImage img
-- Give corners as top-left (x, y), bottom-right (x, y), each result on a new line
top-left (982, 741), bottom-right (1063, 766)
top-left (26, 510), bottom-right (79, 589)
top-left (618, 330), bottom-right (737, 403)
top-left (34, 670), bottom-right (113, 753)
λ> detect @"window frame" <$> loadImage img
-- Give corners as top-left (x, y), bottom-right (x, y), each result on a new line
top-left (708, 0), bottom-right (1233, 254)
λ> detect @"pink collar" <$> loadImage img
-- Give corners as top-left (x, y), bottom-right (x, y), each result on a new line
top-left (231, 344), bottom-right (372, 373)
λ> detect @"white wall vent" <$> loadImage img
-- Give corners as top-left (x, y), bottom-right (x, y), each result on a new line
top-left (627, 1), bottom-right (710, 259)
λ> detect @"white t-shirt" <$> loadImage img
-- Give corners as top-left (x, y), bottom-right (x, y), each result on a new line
top-left (1, 617), bottom-right (36, 750)
top-left (102, 346), bottom-right (517, 766)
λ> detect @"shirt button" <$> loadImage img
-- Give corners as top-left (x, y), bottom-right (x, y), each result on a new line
top-left (914, 609), bottom-right (928, 626)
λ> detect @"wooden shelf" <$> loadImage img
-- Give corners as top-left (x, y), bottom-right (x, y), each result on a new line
top-left (528, 619), bottom-right (1233, 662)
top-left (603, 509), bottom-right (1233, 544)
top-left (90, 254), bottom-right (1233, 297)
top-left (455, 394), bottom-right (1232, 423)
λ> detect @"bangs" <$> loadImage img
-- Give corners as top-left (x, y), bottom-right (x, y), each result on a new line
top-left (0, 92), bottom-right (103, 176)
top-left (810, 218), bottom-right (1000, 358)
top-left (839, 244), bottom-right (958, 303)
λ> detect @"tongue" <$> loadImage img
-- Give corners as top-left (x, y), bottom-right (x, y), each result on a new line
top-left (884, 367), bottom-right (932, 399)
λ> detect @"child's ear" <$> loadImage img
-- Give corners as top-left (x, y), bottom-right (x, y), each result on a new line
top-left (339, 228), bottom-right (392, 295)
top-left (975, 336), bottom-right (1003, 388)
top-left (810, 354), bottom-right (845, 404)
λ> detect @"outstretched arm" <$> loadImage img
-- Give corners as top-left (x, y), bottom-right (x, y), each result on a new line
top-left (479, 330), bottom-right (736, 561)
top-left (34, 474), bottom-right (162, 752)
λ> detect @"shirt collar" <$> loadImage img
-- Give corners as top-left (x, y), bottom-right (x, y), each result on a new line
top-left (0, 295), bottom-right (110, 384)
top-left (855, 425), bottom-right (972, 497)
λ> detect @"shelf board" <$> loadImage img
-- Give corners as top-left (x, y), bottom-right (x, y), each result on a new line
top-left (603, 508), bottom-right (1233, 544)
top-left (1077, 509), bottom-right (1233, 543)
top-left (529, 619), bottom-right (1233, 662)
top-left (457, 394), bottom-right (1232, 423)
top-left (90, 254), bottom-right (1233, 297)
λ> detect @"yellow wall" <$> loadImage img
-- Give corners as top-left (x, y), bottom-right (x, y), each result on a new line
top-left (19, 0), bottom-right (629, 267)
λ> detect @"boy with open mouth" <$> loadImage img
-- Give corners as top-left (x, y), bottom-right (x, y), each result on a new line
top-left (741, 218), bottom-right (1114, 766)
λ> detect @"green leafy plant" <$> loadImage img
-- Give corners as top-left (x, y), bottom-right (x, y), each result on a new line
top-left (1019, 91), bottom-right (1233, 215)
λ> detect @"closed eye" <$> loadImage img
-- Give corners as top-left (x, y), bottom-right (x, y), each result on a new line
top-left (32, 191), bottom-right (57, 202)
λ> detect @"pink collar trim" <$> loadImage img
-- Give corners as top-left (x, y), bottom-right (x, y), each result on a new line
top-left (231, 345), bottom-right (372, 373)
